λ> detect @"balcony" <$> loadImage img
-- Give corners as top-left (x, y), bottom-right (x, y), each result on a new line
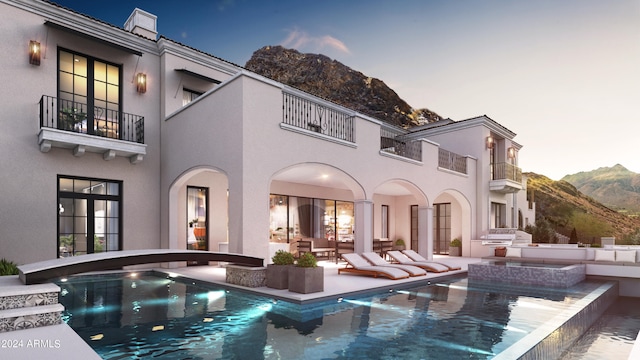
top-left (38, 96), bottom-right (146, 163)
top-left (490, 162), bottom-right (523, 193)
top-left (282, 91), bottom-right (355, 143)
top-left (380, 126), bottom-right (422, 162)
top-left (438, 148), bottom-right (467, 174)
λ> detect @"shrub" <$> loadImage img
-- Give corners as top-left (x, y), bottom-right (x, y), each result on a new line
top-left (271, 250), bottom-right (295, 265)
top-left (450, 238), bottom-right (462, 247)
top-left (395, 239), bottom-right (405, 246)
top-left (296, 252), bottom-right (317, 268)
top-left (0, 259), bottom-right (19, 276)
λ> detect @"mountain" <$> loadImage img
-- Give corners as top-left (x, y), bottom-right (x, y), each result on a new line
top-left (245, 45), bottom-right (442, 128)
top-left (562, 165), bottom-right (640, 216)
top-left (527, 172), bottom-right (640, 242)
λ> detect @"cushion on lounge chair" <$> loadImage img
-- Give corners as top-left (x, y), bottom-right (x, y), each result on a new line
top-left (387, 251), bottom-right (449, 273)
top-left (402, 249), bottom-right (429, 262)
top-left (340, 253), bottom-right (410, 280)
top-left (401, 249), bottom-right (461, 271)
top-left (361, 252), bottom-right (426, 276)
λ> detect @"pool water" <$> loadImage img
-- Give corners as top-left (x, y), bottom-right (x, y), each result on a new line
top-left (559, 297), bottom-right (640, 360)
top-left (57, 273), bottom-right (611, 359)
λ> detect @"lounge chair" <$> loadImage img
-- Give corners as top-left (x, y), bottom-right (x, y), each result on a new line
top-left (361, 252), bottom-right (427, 277)
top-left (386, 251), bottom-right (450, 273)
top-left (339, 253), bottom-right (410, 280)
top-left (402, 249), bottom-right (462, 271)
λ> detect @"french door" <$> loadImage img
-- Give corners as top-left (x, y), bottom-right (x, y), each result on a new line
top-left (58, 176), bottom-right (122, 257)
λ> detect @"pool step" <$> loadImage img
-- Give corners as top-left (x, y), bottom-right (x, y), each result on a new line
top-left (0, 276), bottom-right (63, 332)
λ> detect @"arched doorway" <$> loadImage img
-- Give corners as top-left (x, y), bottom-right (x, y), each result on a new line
top-left (168, 167), bottom-right (229, 257)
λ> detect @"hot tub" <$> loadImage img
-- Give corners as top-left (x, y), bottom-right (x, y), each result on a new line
top-left (468, 261), bottom-right (586, 288)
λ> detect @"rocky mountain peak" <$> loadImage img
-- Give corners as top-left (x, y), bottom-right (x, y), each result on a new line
top-left (245, 45), bottom-right (442, 128)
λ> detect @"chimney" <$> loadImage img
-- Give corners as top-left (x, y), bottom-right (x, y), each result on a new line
top-left (124, 8), bottom-right (157, 40)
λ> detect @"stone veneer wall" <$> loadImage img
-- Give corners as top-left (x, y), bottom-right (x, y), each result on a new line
top-left (468, 262), bottom-right (586, 288)
top-left (225, 265), bottom-right (266, 287)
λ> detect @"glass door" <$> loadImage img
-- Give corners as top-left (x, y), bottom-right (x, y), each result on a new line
top-left (187, 186), bottom-right (208, 250)
top-left (433, 203), bottom-right (451, 254)
top-left (58, 176), bottom-right (121, 257)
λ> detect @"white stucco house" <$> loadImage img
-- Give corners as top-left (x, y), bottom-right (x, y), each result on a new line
top-left (0, 0), bottom-right (534, 266)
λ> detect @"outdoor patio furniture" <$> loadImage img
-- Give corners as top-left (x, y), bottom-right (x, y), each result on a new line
top-left (386, 250), bottom-right (450, 273)
top-left (361, 252), bottom-right (426, 277)
top-left (338, 253), bottom-right (410, 280)
top-left (401, 249), bottom-right (462, 271)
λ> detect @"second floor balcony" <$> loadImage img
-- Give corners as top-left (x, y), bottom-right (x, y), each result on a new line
top-left (38, 95), bottom-right (146, 163)
top-left (490, 162), bottom-right (523, 193)
top-left (380, 126), bottom-right (422, 162)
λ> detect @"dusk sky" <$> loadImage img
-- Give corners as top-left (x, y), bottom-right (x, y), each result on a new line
top-left (53, 0), bottom-right (640, 180)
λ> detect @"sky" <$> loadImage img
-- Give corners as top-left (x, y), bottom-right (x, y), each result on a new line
top-left (52, 0), bottom-right (640, 180)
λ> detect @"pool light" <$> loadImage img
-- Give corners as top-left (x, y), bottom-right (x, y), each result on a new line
top-left (152, 325), bottom-right (165, 332)
top-left (90, 334), bottom-right (104, 341)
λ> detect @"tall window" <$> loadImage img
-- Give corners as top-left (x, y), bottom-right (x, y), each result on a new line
top-left (58, 49), bottom-right (121, 138)
top-left (491, 202), bottom-right (506, 228)
top-left (433, 203), bottom-right (451, 254)
top-left (187, 186), bottom-right (208, 250)
top-left (381, 205), bottom-right (389, 239)
top-left (410, 205), bottom-right (418, 251)
top-left (58, 176), bottom-right (122, 257)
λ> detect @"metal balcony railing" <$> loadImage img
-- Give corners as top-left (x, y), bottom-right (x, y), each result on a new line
top-left (380, 126), bottom-right (422, 161)
top-left (39, 95), bottom-right (144, 144)
top-left (282, 91), bottom-right (354, 142)
top-left (492, 162), bottom-right (522, 182)
top-left (438, 148), bottom-right (467, 174)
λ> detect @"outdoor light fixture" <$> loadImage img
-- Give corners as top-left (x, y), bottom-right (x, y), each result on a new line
top-left (507, 147), bottom-right (516, 159)
top-left (136, 72), bottom-right (147, 93)
top-left (29, 40), bottom-right (41, 65)
top-left (486, 136), bottom-right (494, 149)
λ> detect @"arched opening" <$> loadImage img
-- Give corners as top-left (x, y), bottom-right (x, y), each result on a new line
top-left (432, 190), bottom-right (472, 256)
top-left (268, 163), bottom-right (364, 260)
top-left (168, 167), bottom-right (229, 262)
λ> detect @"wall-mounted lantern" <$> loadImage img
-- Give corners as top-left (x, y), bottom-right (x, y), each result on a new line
top-left (486, 136), bottom-right (494, 149)
top-left (136, 73), bottom-right (147, 93)
top-left (507, 147), bottom-right (517, 159)
top-left (29, 40), bottom-right (41, 65)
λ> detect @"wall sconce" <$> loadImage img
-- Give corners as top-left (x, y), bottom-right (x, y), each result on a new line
top-left (136, 73), bottom-right (147, 93)
top-left (29, 40), bottom-right (41, 66)
top-left (486, 136), bottom-right (494, 149)
top-left (507, 147), bottom-right (517, 159)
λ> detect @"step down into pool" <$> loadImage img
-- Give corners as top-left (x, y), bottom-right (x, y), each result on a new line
top-left (18, 249), bottom-right (264, 285)
top-left (0, 276), bottom-right (62, 332)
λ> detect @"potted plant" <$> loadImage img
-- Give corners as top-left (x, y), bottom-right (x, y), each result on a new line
top-left (266, 250), bottom-right (295, 289)
top-left (394, 238), bottom-right (406, 251)
top-left (288, 252), bottom-right (324, 294)
top-left (449, 238), bottom-right (462, 256)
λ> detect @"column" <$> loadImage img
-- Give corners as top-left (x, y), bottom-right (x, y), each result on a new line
top-left (418, 206), bottom-right (433, 259)
top-left (354, 199), bottom-right (373, 254)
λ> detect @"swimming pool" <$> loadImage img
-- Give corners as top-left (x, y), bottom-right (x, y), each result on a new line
top-left (57, 272), bottom-right (615, 359)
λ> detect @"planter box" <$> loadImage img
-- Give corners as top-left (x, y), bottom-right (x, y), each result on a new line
top-left (288, 266), bottom-right (324, 294)
top-left (449, 246), bottom-right (461, 256)
top-left (266, 264), bottom-right (293, 289)
top-left (495, 247), bottom-right (507, 257)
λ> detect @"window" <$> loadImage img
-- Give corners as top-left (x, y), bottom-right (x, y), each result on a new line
top-left (58, 176), bottom-right (122, 257)
top-left (433, 203), bottom-right (451, 254)
top-left (491, 202), bottom-right (506, 228)
top-left (183, 88), bottom-right (203, 106)
top-left (269, 194), bottom-right (354, 242)
top-left (381, 205), bottom-right (389, 239)
top-left (187, 186), bottom-right (208, 250)
top-left (58, 49), bottom-right (121, 138)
